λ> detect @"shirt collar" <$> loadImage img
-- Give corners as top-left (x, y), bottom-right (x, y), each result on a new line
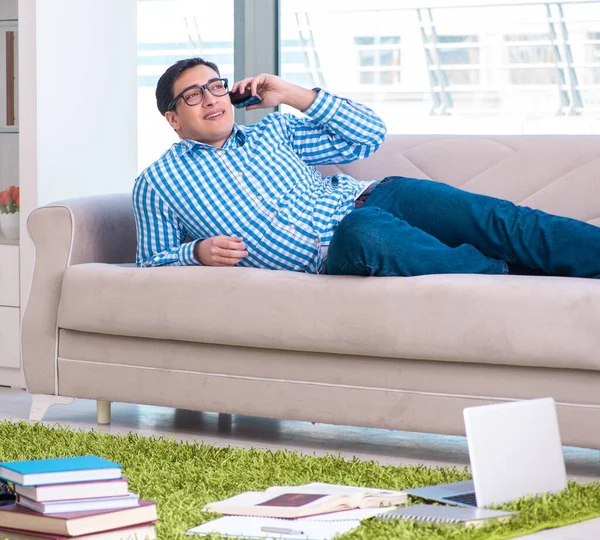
top-left (174, 124), bottom-right (246, 156)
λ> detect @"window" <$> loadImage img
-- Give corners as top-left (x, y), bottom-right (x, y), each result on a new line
top-left (437, 35), bottom-right (479, 85)
top-left (505, 34), bottom-right (555, 85)
top-left (279, 10), bottom-right (327, 91)
top-left (355, 36), bottom-right (401, 85)
top-left (279, 4), bottom-right (428, 127)
top-left (280, 38), bottom-right (323, 88)
top-left (585, 32), bottom-right (600, 85)
top-left (137, 0), bottom-right (234, 170)
top-left (279, 0), bottom-right (600, 134)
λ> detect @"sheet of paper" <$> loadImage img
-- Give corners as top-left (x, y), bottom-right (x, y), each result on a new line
top-left (187, 516), bottom-right (360, 539)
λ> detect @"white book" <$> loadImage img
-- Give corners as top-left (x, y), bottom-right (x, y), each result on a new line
top-left (14, 478), bottom-right (129, 502)
top-left (18, 492), bottom-right (140, 514)
top-left (187, 516), bottom-right (360, 539)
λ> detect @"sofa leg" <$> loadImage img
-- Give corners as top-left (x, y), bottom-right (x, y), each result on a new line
top-left (97, 400), bottom-right (111, 425)
top-left (29, 394), bottom-right (75, 422)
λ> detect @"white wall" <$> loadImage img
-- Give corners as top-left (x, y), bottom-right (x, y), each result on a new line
top-left (35, 0), bottom-right (137, 206)
top-left (19, 0), bottom-right (137, 317)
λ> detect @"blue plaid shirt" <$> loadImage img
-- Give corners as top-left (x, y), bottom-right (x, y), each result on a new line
top-left (133, 89), bottom-right (387, 273)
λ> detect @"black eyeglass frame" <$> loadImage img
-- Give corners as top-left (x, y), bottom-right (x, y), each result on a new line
top-left (167, 78), bottom-right (229, 111)
top-left (0, 479), bottom-right (16, 506)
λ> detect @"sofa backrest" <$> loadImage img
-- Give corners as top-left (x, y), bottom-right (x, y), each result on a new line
top-left (317, 135), bottom-right (600, 227)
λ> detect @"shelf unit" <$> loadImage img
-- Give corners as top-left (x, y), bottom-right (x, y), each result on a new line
top-left (0, 235), bottom-right (18, 246)
top-left (0, 6), bottom-right (21, 387)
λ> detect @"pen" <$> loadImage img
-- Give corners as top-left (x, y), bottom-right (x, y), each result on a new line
top-left (260, 526), bottom-right (305, 535)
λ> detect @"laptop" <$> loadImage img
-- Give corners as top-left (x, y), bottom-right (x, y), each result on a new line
top-left (404, 398), bottom-right (567, 508)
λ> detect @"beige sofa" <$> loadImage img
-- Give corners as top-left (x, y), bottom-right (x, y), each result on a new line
top-left (21, 135), bottom-right (600, 448)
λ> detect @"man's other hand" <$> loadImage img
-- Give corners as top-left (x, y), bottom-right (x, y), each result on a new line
top-left (194, 235), bottom-right (249, 266)
top-left (230, 74), bottom-right (317, 112)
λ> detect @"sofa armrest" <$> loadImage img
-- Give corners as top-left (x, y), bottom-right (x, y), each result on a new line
top-left (22, 194), bottom-right (136, 395)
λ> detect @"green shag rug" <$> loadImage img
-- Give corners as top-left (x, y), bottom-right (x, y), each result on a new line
top-left (1, 421), bottom-right (599, 540)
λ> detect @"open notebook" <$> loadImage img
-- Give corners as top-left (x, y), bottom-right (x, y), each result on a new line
top-left (201, 482), bottom-right (406, 519)
top-left (187, 508), bottom-right (399, 538)
top-left (186, 516), bottom-right (360, 539)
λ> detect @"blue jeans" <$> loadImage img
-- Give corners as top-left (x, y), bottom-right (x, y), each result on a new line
top-left (327, 176), bottom-right (600, 278)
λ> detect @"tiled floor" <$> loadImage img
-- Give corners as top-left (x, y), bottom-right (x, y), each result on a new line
top-left (0, 386), bottom-right (599, 538)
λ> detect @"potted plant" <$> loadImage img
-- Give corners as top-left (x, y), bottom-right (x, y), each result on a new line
top-left (0, 185), bottom-right (20, 241)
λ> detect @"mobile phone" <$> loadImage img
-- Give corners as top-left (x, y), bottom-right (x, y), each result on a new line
top-left (229, 89), bottom-right (262, 108)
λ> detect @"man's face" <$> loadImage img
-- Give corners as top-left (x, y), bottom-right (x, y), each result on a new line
top-left (165, 65), bottom-right (233, 147)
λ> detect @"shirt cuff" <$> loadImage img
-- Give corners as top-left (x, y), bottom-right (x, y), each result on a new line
top-left (302, 88), bottom-right (342, 124)
top-left (180, 240), bottom-right (202, 266)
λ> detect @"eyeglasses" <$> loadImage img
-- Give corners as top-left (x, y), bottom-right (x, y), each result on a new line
top-left (167, 78), bottom-right (229, 111)
top-left (0, 480), bottom-right (15, 507)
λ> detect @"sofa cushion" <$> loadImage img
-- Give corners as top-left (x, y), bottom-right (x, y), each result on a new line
top-left (58, 263), bottom-right (600, 371)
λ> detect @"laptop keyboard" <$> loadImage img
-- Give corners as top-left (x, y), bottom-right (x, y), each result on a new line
top-left (443, 492), bottom-right (478, 506)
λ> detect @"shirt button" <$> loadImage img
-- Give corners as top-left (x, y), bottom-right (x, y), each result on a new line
top-left (314, 239), bottom-right (319, 246)
top-left (257, 195), bottom-right (263, 201)
top-left (237, 172), bottom-right (243, 179)
top-left (288, 224), bottom-right (295, 231)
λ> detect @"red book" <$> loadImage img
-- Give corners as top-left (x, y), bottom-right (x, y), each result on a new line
top-left (0, 522), bottom-right (155, 539)
top-left (0, 502), bottom-right (157, 536)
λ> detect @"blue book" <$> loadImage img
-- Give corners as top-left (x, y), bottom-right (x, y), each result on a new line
top-left (0, 456), bottom-right (122, 486)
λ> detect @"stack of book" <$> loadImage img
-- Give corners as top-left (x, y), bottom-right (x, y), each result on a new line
top-left (0, 456), bottom-right (157, 539)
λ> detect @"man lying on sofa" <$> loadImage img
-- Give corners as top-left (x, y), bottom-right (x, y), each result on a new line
top-left (133, 57), bottom-right (600, 278)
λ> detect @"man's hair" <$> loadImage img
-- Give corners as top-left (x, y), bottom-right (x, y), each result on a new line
top-left (155, 57), bottom-right (221, 116)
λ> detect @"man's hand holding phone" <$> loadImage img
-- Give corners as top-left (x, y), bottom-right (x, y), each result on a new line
top-left (229, 89), bottom-right (262, 109)
top-left (229, 73), bottom-right (317, 112)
